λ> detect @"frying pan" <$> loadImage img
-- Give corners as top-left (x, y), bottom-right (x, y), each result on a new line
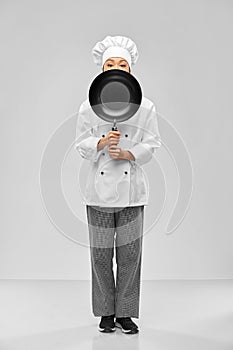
top-left (88, 69), bottom-right (142, 131)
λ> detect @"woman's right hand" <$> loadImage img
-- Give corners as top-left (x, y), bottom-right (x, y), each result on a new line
top-left (105, 130), bottom-right (121, 146)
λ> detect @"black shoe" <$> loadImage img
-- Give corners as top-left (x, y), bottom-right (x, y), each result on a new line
top-left (98, 314), bottom-right (116, 333)
top-left (115, 317), bottom-right (139, 334)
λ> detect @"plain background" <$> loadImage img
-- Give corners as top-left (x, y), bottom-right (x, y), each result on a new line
top-left (0, 0), bottom-right (232, 280)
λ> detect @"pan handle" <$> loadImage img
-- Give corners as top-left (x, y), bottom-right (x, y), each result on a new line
top-left (112, 119), bottom-right (118, 131)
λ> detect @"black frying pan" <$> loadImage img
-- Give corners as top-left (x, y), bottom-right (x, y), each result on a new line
top-left (88, 69), bottom-right (142, 131)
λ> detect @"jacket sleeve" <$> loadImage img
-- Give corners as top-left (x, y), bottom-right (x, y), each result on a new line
top-left (128, 103), bottom-right (162, 166)
top-left (74, 102), bottom-right (102, 163)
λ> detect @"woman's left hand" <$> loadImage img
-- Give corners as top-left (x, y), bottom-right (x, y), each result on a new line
top-left (108, 145), bottom-right (125, 160)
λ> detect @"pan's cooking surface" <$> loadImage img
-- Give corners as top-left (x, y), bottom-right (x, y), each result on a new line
top-left (88, 69), bottom-right (142, 124)
top-left (101, 81), bottom-right (130, 111)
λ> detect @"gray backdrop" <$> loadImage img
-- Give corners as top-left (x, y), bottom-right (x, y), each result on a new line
top-left (1, 0), bottom-right (232, 279)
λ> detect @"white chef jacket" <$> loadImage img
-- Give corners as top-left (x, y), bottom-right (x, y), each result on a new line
top-left (74, 96), bottom-right (162, 207)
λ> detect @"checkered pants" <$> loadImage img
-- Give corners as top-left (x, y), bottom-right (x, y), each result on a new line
top-left (86, 205), bottom-right (144, 318)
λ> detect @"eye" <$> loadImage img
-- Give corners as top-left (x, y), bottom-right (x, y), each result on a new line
top-left (107, 64), bottom-right (113, 67)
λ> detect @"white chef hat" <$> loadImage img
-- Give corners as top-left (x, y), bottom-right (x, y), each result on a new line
top-left (92, 35), bottom-right (139, 69)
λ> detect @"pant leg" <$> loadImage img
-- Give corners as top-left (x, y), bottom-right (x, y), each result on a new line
top-left (86, 205), bottom-right (116, 317)
top-left (114, 205), bottom-right (144, 318)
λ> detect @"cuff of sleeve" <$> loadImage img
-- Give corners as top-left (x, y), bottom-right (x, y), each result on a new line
top-left (128, 143), bottom-right (154, 166)
top-left (74, 136), bottom-right (102, 163)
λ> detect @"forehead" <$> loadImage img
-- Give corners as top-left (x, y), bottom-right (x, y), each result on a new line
top-left (105, 57), bottom-right (128, 63)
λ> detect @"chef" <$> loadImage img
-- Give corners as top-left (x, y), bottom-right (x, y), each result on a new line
top-left (74, 35), bottom-right (162, 334)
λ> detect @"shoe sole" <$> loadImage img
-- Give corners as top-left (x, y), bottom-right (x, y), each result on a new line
top-left (98, 326), bottom-right (116, 333)
top-left (115, 322), bottom-right (139, 334)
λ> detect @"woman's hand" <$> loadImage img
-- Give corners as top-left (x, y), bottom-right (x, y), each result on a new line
top-left (108, 144), bottom-right (125, 159)
top-left (106, 130), bottom-right (121, 146)
top-left (106, 131), bottom-right (124, 159)
top-left (97, 130), bottom-right (121, 151)
top-left (98, 130), bottom-right (135, 160)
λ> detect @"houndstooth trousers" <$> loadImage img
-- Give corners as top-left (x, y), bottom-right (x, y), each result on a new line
top-left (86, 205), bottom-right (144, 318)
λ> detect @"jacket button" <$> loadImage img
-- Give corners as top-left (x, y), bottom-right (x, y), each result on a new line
top-left (125, 134), bottom-right (128, 137)
top-left (101, 171), bottom-right (104, 175)
top-left (124, 171), bottom-right (128, 174)
top-left (102, 153), bottom-right (105, 156)
top-left (102, 134), bottom-right (105, 137)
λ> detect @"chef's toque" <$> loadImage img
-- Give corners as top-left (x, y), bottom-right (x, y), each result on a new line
top-left (92, 35), bottom-right (139, 69)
